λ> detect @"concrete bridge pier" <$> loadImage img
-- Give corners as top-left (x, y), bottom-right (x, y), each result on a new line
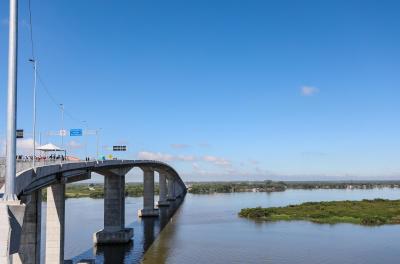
top-left (167, 178), bottom-right (176, 201)
top-left (0, 200), bottom-right (25, 264)
top-left (138, 168), bottom-right (159, 217)
top-left (0, 159), bottom-right (186, 261)
top-left (45, 183), bottom-right (65, 264)
top-left (157, 172), bottom-right (169, 207)
top-left (175, 182), bottom-right (184, 198)
top-left (94, 168), bottom-right (133, 244)
top-left (16, 190), bottom-right (42, 264)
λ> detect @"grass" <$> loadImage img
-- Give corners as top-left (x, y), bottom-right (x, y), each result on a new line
top-left (41, 183), bottom-right (160, 199)
top-left (238, 199), bottom-right (400, 226)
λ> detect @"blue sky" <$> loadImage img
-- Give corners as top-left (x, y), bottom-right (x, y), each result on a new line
top-left (1, 0), bottom-right (400, 181)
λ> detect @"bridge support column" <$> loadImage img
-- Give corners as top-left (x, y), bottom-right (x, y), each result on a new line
top-left (138, 168), bottom-right (158, 217)
top-left (175, 182), bottom-right (184, 198)
top-left (167, 178), bottom-right (176, 201)
top-left (17, 191), bottom-right (42, 264)
top-left (0, 200), bottom-right (25, 264)
top-left (94, 171), bottom-right (133, 244)
top-left (45, 183), bottom-right (65, 264)
top-left (157, 172), bottom-right (169, 207)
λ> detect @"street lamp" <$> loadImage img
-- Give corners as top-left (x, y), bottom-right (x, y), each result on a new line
top-left (29, 58), bottom-right (37, 169)
top-left (4, 0), bottom-right (18, 201)
top-left (60, 103), bottom-right (64, 164)
top-left (96, 128), bottom-right (102, 159)
top-left (82, 120), bottom-right (88, 160)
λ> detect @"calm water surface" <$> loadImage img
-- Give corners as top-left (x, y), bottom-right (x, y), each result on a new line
top-left (44, 188), bottom-right (400, 263)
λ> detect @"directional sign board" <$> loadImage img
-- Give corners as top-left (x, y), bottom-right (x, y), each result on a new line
top-left (16, 129), bottom-right (24, 139)
top-left (113, 146), bottom-right (127, 151)
top-left (70, 129), bottom-right (83, 136)
top-left (60, 129), bottom-right (67, 136)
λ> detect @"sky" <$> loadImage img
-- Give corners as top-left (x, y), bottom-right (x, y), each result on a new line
top-left (1, 0), bottom-right (400, 182)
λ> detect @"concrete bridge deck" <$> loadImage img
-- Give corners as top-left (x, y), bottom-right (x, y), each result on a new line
top-left (0, 159), bottom-right (187, 264)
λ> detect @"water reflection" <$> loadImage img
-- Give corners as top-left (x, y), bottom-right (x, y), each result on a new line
top-left (71, 197), bottom-right (184, 263)
top-left (94, 241), bottom-right (133, 264)
top-left (142, 191), bottom-right (400, 264)
top-left (142, 206), bottom-right (183, 264)
top-left (63, 189), bottom-right (400, 264)
top-left (159, 206), bottom-right (169, 229)
top-left (142, 217), bottom-right (156, 251)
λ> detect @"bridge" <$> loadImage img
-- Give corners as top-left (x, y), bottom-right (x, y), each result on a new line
top-left (0, 159), bottom-right (187, 264)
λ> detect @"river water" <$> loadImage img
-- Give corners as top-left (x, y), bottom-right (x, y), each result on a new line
top-left (43, 188), bottom-right (400, 263)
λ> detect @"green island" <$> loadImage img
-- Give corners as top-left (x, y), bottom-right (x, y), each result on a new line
top-left (239, 199), bottom-right (400, 226)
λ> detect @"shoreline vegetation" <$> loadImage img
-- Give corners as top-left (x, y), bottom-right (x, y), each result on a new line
top-left (186, 180), bottom-right (400, 194)
top-left (48, 180), bottom-right (400, 199)
top-left (42, 183), bottom-right (160, 200)
top-left (238, 199), bottom-right (400, 226)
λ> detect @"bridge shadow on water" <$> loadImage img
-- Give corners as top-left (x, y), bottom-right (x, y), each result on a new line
top-left (71, 197), bottom-right (184, 264)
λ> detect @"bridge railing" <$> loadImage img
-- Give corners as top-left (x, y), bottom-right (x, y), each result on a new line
top-left (1, 158), bottom-right (187, 194)
top-left (0, 157), bottom-right (84, 178)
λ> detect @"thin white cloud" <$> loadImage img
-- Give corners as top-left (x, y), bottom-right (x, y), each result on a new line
top-left (137, 151), bottom-right (231, 167)
top-left (203, 155), bottom-right (231, 167)
top-left (68, 140), bottom-right (84, 149)
top-left (248, 159), bottom-right (259, 165)
top-left (137, 151), bottom-right (174, 162)
top-left (137, 151), bottom-right (196, 162)
top-left (16, 138), bottom-right (39, 155)
top-left (177, 155), bottom-right (196, 161)
top-left (183, 166), bottom-right (275, 180)
top-left (301, 86), bottom-right (319, 96)
top-left (171, 144), bottom-right (190, 149)
top-left (0, 136), bottom-right (37, 156)
top-left (301, 151), bottom-right (328, 157)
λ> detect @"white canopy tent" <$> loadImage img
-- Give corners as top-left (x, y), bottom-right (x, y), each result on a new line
top-left (36, 143), bottom-right (66, 159)
top-left (36, 143), bottom-right (63, 152)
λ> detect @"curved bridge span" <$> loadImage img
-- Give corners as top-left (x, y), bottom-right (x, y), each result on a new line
top-left (0, 160), bottom-right (187, 264)
top-left (14, 159), bottom-right (186, 196)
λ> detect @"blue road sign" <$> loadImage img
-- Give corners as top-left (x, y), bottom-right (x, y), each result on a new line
top-left (70, 129), bottom-right (83, 136)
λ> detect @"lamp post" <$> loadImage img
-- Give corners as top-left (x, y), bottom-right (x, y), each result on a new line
top-left (96, 128), bottom-right (102, 159)
top-left (82, 120), bottom-right (88, 160)
top-left (4, 0), bottom-right (18, 201)
top-left (60, 104), bottom-right (64, 164)
top-left (29, 59), bottom-right (37, 169)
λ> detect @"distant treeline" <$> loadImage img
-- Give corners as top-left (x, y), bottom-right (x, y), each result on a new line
top-left (42, 183), bottom-right (159, 200)
top-left (37, 180), bottom-right (400, 200)
top-left (188, 181), bottom-right (286, 194)
top-left (187, 180), bottom-right (400, 194)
